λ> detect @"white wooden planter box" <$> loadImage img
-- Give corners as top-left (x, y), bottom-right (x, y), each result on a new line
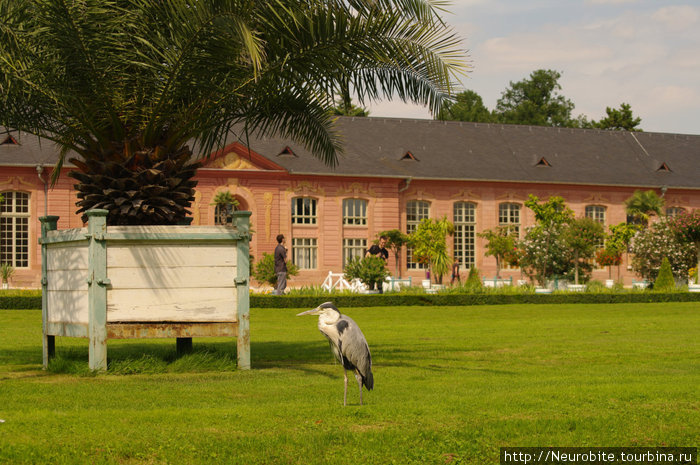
top-left (40, 209), bottom-right (251, 371)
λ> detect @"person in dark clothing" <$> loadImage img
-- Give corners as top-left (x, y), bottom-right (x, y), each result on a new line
top-left (274, 234), bottom-right (288, 295)
top-left (365, 235), bottom-right (389, 293)
top-left (451, 258), bottom-right (461, 285)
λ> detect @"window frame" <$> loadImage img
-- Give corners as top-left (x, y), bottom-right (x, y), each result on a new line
top-left (0, 191), bottom-right (31, 268)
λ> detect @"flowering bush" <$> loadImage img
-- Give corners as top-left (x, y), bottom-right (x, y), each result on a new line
top-left (518, 224), bottom-right (573, 286)
top-left (629, 219), bottom-right (696, 281)
top-left (596, 247), bottom-right (622, 267)
top-left (668, 210), bottom-right (700, 283)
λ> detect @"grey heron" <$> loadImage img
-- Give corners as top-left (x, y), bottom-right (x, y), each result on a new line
top-left (297, 302), bottom-right (374, 406)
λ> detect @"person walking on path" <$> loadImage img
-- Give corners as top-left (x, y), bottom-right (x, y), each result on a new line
top-left (274, 234), bottom-right (288, 295)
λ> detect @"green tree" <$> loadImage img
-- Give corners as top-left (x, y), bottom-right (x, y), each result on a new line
top-left (437, 90), bottom-right (493, 122)
top-left (378, 229), bottom-right (410, 278)
top-left (409, 216), bottom-right (455, 284)
top-left (519, 195), bottom-right (574, 286)
top-left (624, 190), bottom-right (665, 226)
top-left (210, 191), bottom-right (239, 225)
top-left (495, 69), bottom-right (575, 127)
top-left (524, 194), bottom-right (574, 228)
top-left (562, 217), bottom-right (605, 285)
top-left (654, 257), bottom-right (675, 291)
top-left (595, 103), bottom-right (642, 131)
top-left (0, 0), bottom-right (465, 225)
top-left (477, 226), bottom-right (517, 279)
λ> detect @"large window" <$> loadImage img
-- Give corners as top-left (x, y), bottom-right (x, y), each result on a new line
top-left (291, 197), bottom-right (317, 225)
top-left (343, 199), bottom-right (367, 226)
top-left (585, 205), bottom-right (606, 224)
top-left (666, 207), bottom-right (685, 218)
top-left (453, 202), bottom-right (476, 269)
top-left (343, 238), bottom-right (367, 268)
top-left (292, 238), bottom-right (317, 269)
top-left (499, 203), bottom-right (520, 236)
top-left (0, 191), bottom-right (30, 268)
top-left (406, 200), bottom-right (430, 269)
top-left (498, 203), bottom-right (520, 269)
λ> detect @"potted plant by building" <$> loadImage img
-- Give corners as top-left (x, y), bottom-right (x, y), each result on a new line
top-left (409, 216), bottom-right (454, 286)
top-left (344, 256), bottom-right (389, 294)
top-left (377, 229), bottom-right (410, 278)
top-left (562, 217), bottom-right (605, 289)
top-left (1, 263), bottom-right (15, 290)
top-left (478, 226), bottom-right (517, 283)
top-left (211, 191), bottom-right (239, 226)
top-left (596, 246), bottom-right (622, 288)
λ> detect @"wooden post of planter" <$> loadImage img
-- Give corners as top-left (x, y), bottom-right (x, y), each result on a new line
top-left (234, 211), bottom-right (251, 370)
top-left (40, 215), bottom-right (60, 369)
top-left (86, 209), bottom-right (109, 371)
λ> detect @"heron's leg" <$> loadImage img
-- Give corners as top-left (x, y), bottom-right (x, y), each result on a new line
top-left (343, 369), bottom-right (348, 406)
top-left (354, 371), bottom-right (363, 405)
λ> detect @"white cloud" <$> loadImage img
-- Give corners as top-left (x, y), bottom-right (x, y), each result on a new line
top-left (367, 1), bottom-right (700, 135)
top-left (651, 5), bottom-right (700, 30)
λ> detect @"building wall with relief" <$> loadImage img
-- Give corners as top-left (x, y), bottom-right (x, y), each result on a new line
top-left (3, 117), bottom-right (700, 289)
top-left (5, 150), bottom-right (697, 290)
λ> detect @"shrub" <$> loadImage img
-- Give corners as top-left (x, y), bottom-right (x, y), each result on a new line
top-left (654, 257), bottom-right (675, 291)
top-left (630, 219), bottom-right (695, 281)
top-left (344, 256), bottom-right (389, 289)
top-left (252, 253), bottom-right (299, 287)
top-left (466, 266), bottom-right (482, 290)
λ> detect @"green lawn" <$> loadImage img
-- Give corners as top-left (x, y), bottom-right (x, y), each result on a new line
top-left (1, 303), bottom-right (698, 464)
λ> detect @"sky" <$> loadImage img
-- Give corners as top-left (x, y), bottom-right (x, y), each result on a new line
top-left (366, 0), bottom-right (700, 135)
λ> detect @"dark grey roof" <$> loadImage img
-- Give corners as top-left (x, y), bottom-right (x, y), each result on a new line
top-left (246, 117), bottom-right (700, 189)
top-left (3, 119), bottom-right (700, 189)
top-left (0, 129), bottom-right (76, 167)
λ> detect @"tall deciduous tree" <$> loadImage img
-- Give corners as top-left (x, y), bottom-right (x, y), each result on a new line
top-left (437, 90), bottom-right (493, 122)
top-left (562, 217), bottom-right (604, 285)
top-left (495, 69), bottom-right (575, 127)
top-left (595, 103), bottom-right (642, 131)
top-left (0, 0), bottom-right (466, 225)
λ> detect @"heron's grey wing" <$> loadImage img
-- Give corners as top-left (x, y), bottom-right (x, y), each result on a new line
top-left (337, 315), bottom-right (372, 377)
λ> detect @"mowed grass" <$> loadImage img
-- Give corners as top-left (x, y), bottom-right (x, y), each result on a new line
top-left (0, 303), bottom-right (698, 464)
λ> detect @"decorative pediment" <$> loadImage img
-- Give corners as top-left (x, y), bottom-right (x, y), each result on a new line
top-left (207, 152), bottom-right (261, 170)
top-left (584, 193), bottom-right (609, 203)
top-left (203, 142), bottom-right (286, 171)
top-left (286, 181), bottom-right (325, 197)
top-left (336, 182), bottom-right (378, 198)
top-left (450, 189), bottom-right (481, 201)
top-left (497, 192), bottom-right (525, 202)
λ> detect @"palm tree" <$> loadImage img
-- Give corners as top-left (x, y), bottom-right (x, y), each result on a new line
top-left (624, 190), bottom-right (665, 226)
top-left (0, 0), bottom-right (466, 225)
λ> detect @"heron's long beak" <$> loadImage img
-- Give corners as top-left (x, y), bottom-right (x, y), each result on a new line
top-left (296, 307), bottom-right (320, 316)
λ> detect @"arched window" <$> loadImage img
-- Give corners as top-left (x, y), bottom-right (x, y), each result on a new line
top-left (291, 197), bottom-right (317, 225)
top-left (666, 207), bottom-right (685, 218)
top-left (585, 205), bottom-right (606, 224)
top-left (498, 203), bottom-right (521, 236)
top-left (406, 200), bottom-right (430, 269)
top-left (453, 202), bottom-right (476, 269)
top-left (1, 191), bottom-right (30, 268)
top-left (342, 199), bottom-right (367, 226)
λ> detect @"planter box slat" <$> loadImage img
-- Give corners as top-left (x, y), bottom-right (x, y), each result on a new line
top-left (107, 288), bottom-right (237, 322)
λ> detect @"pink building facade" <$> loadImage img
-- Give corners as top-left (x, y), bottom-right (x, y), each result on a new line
top-left (3, 118), bottom-right (700, 288)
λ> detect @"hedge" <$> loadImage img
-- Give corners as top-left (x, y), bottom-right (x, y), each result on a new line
top-left (4, 291), bottom-right (700, 310)
top-left (251, 292), bottom-right (700, 308)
